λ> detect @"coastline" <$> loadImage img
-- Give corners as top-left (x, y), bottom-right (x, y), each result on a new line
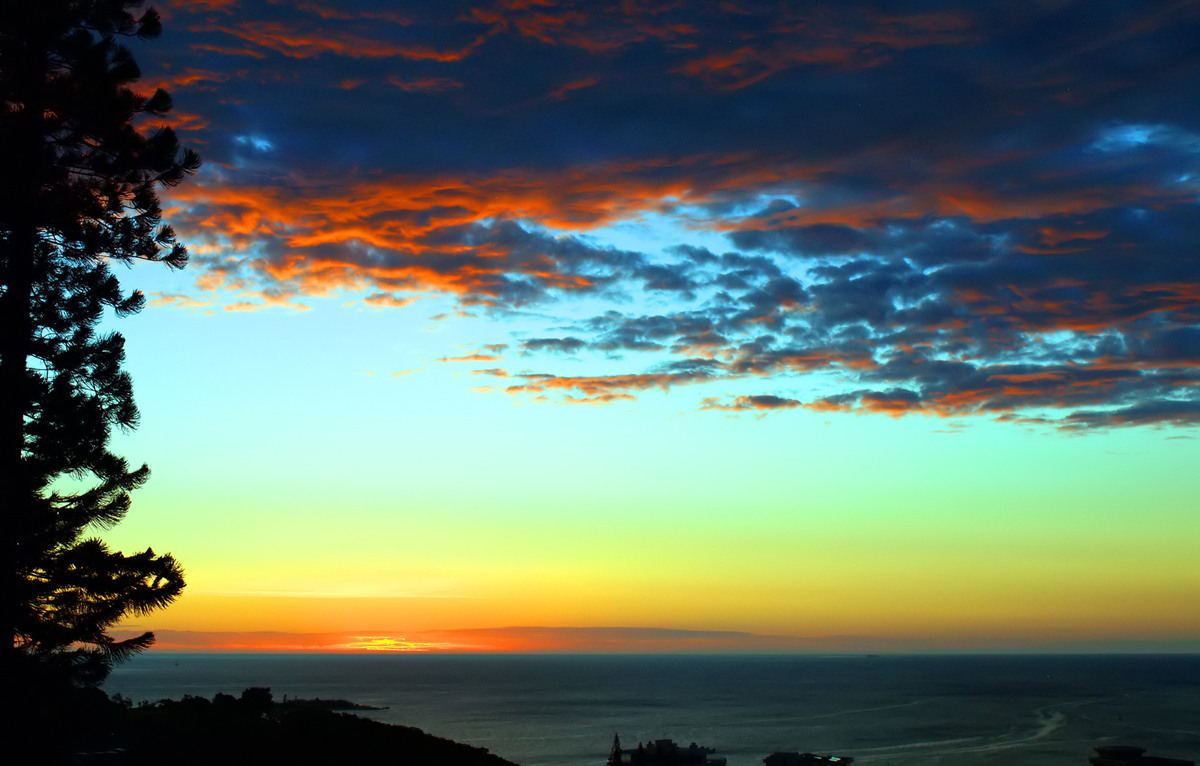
top-left (103, 653), bottom-right (1200, 766)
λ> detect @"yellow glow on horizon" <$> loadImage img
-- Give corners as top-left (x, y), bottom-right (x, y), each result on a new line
top-left (339, 636), bottom-right (452, 652)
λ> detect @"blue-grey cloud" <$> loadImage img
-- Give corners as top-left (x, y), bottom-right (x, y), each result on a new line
top-left (148, 0), bottom-right (1200, 428)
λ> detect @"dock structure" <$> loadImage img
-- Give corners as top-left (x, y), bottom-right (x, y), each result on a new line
top-left (607, 735), bottom-right (726, 766)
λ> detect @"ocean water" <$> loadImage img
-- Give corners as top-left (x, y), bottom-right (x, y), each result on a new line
top-left (104, 654), bottom-right (1200, 766)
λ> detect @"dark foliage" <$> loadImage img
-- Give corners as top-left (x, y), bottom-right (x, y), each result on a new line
top-left (70, 688), bottom-right (525, 766)
top-left (0, 0), bottom-right (197, 705)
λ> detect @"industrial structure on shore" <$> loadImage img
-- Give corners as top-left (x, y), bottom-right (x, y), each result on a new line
top-left (605, 736), bottom-right (1194, 766)
top-left (605, 736), bottom-right (851, 766)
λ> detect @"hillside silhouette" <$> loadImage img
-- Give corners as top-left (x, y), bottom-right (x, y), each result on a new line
top-left (66, 687), bottom-right (523, 766)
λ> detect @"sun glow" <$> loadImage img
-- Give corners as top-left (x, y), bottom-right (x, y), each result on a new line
top-left (338, 636), bottom-right (454, 653)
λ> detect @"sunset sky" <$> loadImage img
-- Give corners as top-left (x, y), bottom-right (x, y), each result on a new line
top-left (103, 0), bottom-right (1200, 653)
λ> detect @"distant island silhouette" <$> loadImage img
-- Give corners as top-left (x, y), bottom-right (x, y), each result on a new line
top-left (277, 695), bottom-right (386, 711)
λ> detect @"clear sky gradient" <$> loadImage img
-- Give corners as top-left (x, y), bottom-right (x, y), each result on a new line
top-left (100, 0), bottom-right (1200, 652)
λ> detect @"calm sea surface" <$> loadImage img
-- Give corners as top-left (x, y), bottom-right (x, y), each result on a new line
top-left (104, 654), bottom-right (1200, 766)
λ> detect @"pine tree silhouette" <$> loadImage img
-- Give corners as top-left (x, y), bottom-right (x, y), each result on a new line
top-left (609, 734), bottom-right (624, 766)
top-left (1, 0), bottom-right (198, 700)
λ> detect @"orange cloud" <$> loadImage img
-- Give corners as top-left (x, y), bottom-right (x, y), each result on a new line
top-left (1038, 226), bottom-right (1110, 245)
top-left (435, 353), bottom-right (503, 363)
top-left (387, 75), bottom-right (463, 92)
top-left (468, 0), bottom-right (696, 54)
top-left (163, 0), bottom-right (238, 15)
top-left (362, 292), bottom-right (420, 308)
top-left (676, 10), bottom-right (973, 89)
top-left (548, 76), bottom-right (602, 100)
top-left (161, 153), bottom-right (811, 309)
top-left (504, 368), bottom-right (716, 403)
top-left (204, 21), bottom-right (489, 61)
top-left (145, 111), bottom-right (211, 134)
top-left (286, 2), bottom-right (412, 25)
top-left (148, 292), bottom-right (214, 310)
top-left (187, 43), bottom-right (269, 60)
top-left (142, 67), bottom-right (235, 92)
